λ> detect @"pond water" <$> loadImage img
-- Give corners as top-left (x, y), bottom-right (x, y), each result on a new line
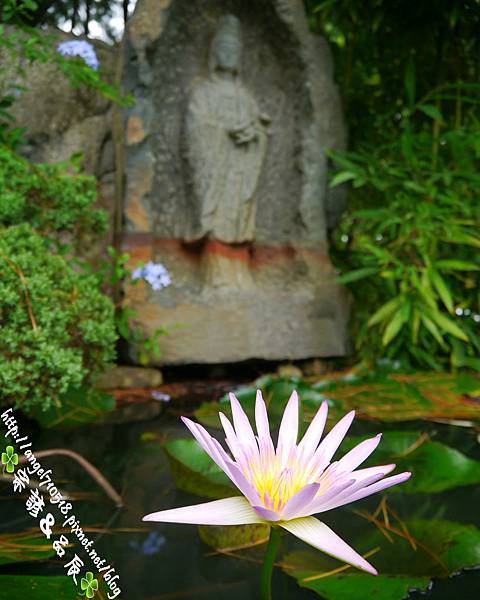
top-left (1, 409), bottom-right (480, 599)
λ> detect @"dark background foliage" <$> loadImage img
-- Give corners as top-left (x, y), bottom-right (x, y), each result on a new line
top-left (305, 0), bottom-right (480, 145)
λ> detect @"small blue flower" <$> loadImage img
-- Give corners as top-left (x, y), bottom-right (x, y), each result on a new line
top-left (151, 391), bottom-right (171, 402)
top-left (57, 40), bottom-right (99, 71)
top-left (131, 261), bottom-right (171, 291)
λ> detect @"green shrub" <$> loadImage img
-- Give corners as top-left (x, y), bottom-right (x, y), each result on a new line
top-left (0, 224), bottom-right (117, 410)
top-left (0, 146), bottom-right (106, 250)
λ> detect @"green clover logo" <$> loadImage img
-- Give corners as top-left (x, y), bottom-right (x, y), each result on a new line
top-left (80, 572), bottom-right (98, 598)
top-left (1, 446), bottom-right (18, 474)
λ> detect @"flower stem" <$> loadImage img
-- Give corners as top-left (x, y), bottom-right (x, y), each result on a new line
top-left (260, 526), bottom-right (281, 600)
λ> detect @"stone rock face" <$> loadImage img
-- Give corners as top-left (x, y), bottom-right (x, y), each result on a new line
top-left (0, 32), bottom-right (118, 249)
top-left (122, 0), bottom-right (349, 364)
top-left (97, 366), bottom-right (163, 389)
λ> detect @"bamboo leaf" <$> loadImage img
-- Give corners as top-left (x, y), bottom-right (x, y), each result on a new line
top-left (336, 267), bottom-right (379, 284)
top-left (418, 271), bottom-right (437, 309)
top-left (417, 103), bottom-right (443, 120)
top-left (410, 346), bottom-right (443, 371)
top-left (382, 304), bottom-right (408, 346)
top-left (428, 268), bottom-right (454, 314)
top-left (460, 356), bottom-right (480, 370)
top-left (411, 307), bottom-right (420, 344)
top-left (368, 297), bottom-right (403, 328)
top-left (435, 260), bottom-right (479, 271)
top-left (427, 310), bottom-right (469, 342)
top-left (420, 313), bottom-right (446, 348)
top-left (444, 231), bottom-right (480, 247)
top-left (329, 171), bottom-right (357, 187)
top-left (351, 209), bottom-right (389, 219)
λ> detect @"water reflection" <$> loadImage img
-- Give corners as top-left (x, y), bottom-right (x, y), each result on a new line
top-left (129, 531), bottom-right (166, 556)
top-left (1, 414), bottom-right (479, 599)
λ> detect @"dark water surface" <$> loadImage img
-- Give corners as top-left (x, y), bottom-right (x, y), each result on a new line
top-left (1, 412), bottom-right (479, 599)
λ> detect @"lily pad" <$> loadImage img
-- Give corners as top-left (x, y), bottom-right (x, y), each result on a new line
top-left (364, 519), bottom-right (480, 576)
top-left (310, 371), bottom-right (480, 423)
top-left (28, 386), bottom-right (115, 429)
top-left (341, 431), bottom-right (480, 493)
top-left (283, 519), bottom-right (480, 600)
top-left (294, 572), bottom-right (430, 600)
top-left (0, 575), bottom-right (75, 599)
top-left (162, 428), bottom-right (480, 500)
top-left (198, 523), bottom-right (269, 550)
top-left (0, 533), bottom-right (55, 565)
top-left (195, 372), bottom-right (480, 428)
top-left (166, 427), bottom-right (480, 498)
top-left (194, 376), bottom-right (327, 430)
top-left (163, 438), bottom-right (236, 500)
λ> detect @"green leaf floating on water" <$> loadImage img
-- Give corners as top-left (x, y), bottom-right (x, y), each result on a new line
top-left (306, 371), bottom-right (480, 423)
top-left (284, 519), bottom-right (480, 600)
top-left (163, 438), bottom-right (236, 500)
top-left (341, 431), bottom-right (480, 493)
top-left (28, 386), bottom-right (115, 429)
top-left (0, 533), bottom-right (55, 565)
top-left (164, 429), bottom-right (480, 499)
top-left (195, 371), bottom-right (480, 427)
top-left (0, 575), bottom-right (74, 600)
top-left (295, 572), bottom-right (430, 600)
top-left (198, 523), bottom-right (269, 550)
top-left (194, 375), bottom-right (327, 430)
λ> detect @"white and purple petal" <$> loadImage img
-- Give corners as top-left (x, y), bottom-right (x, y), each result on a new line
top-left (313, 472), bottom-right (388, 513)
top-left (298, 400), bottom-right (329, 459)
top-left (255, 390), bottom-right (275, 453)
top-left (336, 433), bottom-right (383, 474)
top-left (277, 391), bottom-right (299, 464)
top-left (280, 516), bottom-right (377, 575)
top-left (325, 471), bottom-right (412, 511)
top-left (281, 482), bottom-right (321, 520)
top-left (314, 410), bottom-right (356, 464)
top-left (143, 496), bottom-right (265, 525)
top-left (229, 393), bottom-right (258, 457)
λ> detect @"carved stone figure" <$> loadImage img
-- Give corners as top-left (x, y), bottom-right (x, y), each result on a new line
top-left (122, 0), bottom-right (349, 365)
top-left (185, 15), bottom-right (269, 243)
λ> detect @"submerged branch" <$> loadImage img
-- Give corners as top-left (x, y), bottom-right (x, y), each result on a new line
top-left (18, 448), bottom-right (123, 507)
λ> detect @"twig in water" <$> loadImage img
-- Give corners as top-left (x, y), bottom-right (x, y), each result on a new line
top-left (18, 449), bottom-right (122, 507)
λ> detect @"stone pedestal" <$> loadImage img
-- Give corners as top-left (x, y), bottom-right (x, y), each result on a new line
top-left (122, 0), bottom-right (349, 364)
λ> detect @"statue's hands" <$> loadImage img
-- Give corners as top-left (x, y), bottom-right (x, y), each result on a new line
top-left (259, 112), bottom-right (271, 125)
top-left (229, 122), bottom-right (258, 145)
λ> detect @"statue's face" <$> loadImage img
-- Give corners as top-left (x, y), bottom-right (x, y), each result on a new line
top-left (214, 38), bottom-right (241, 73)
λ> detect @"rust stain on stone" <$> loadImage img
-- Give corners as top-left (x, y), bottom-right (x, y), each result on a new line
top-left (124, 245), bottom-right (152, 266)
top-left (125, 198), bottom-right (150, 231)
top-left (125, 164), bottom-right (153, 231)
top-left (121, 233), bottom-right (331, 268)
top-left (202, 240), bottom-right (250, 262)
top-left (128, 0), bottom-right (171, 51)
top-left (126, 115), bottom-right (146, 145)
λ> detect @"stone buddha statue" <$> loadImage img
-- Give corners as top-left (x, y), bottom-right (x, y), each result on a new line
top-left (185, 14), bottom-right (269, 244)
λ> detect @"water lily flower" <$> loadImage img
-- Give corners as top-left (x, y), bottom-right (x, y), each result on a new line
top-left (143, 391), bottom-right (411, 575)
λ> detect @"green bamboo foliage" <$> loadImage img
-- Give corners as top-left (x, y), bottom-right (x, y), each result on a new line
top-left (330, 74), bottom-right (480, 370)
